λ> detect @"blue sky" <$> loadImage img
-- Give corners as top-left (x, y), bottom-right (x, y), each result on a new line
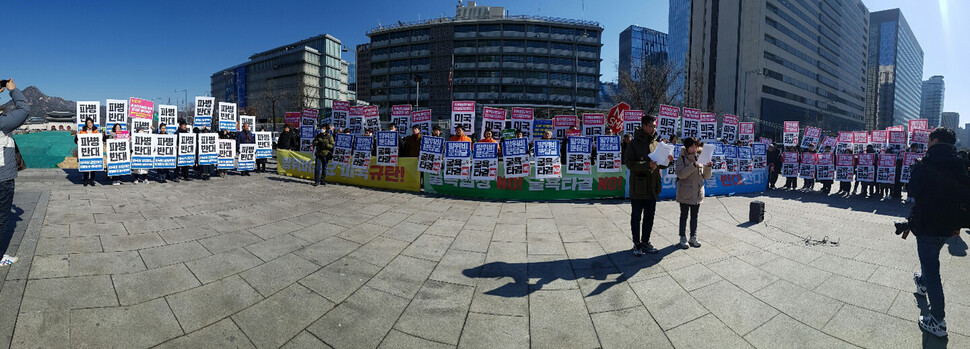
top-left (4, 0), bottom-right (967, 125)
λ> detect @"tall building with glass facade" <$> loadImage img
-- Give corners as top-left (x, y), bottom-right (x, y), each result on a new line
top-left (866, 9), bottom-right (924, 130)
top-left (618, 25), bottom-right (668, 81)
top-left (667, 0), bottom-right (691, 105)
top-left (941, 111), bottom-right (959, 130)
top-left (358, 2), bottom-right (603, 121)
top-left (920, 75), bottom-right (945, 127)
top-left (685, 0), bottom-right (870, 138)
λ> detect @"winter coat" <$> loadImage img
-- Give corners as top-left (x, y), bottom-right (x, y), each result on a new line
top-left (312, 132), bottom-right (335, 159)
top-left (674, 147), bottom-right (713, 205)
top-left (624, 128), bottom-right (666, 200)
top-left (401, 133), bottom-right (422, 157)
top-left (277, 130), bottom-right (299, 150)
top-left (908, 143), bottom-right (970, 237)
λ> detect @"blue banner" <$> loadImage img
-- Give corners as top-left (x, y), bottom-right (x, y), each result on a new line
top-left (199, 154), bottom-right (217, 166)
top-left (534, 140), bottom-right (559, 157)
top-left (217, 157), bottom-right (235, 170)
top-left (445, 141), bottom-right (471, 158)
top-left (654, 169), bottom-right (769, 199)
top-left (473, 142), bottom-right (498, 159)
top-left (596, 135), bottom-right (621, 152)
top-left (107, 162), bottom-right (130, 176)
top-left (420, 136), bottom-right (444, 154)
top-left (132, 156), bottom-right (153, 170)
top-left (79, 158), bottom-right (103, 172)
top-left (533, 120), bottom-right (553, 140)
top-left (177, 154), bottom-right (195, 167)
top-left (502, 138), bottom-right (528, 156)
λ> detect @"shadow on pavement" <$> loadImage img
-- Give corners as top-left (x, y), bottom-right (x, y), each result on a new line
top-left (946, 235), bottom-right (967, 257)
top-left (912, 292), bottom-right (952, 348)
top-left (463, 245), bottom-right (679, 297)
top-left (745, 187), bottom-right (910, 218)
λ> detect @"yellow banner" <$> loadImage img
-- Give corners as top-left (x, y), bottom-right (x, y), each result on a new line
top-left (276, 150), bottom-right (420, 192)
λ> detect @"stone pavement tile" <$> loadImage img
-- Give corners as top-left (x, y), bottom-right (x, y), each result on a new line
top-left (70, 251), bottom-right (146, 276)
top-left (822, 304), bottom-right (921, 348)
top-left (491, 223), bottom-right (526, 243)
top-left (40, 224), bottom-right (69, 238)
top-left (527, 233), bottom-right (566, 255)
top-left (113, 263), bottom-right (202, 306)
top-left (100, 232), bottom-right (166, 252)
top-left (744, 314), bottom-right (853, 349)
top-left (472, 204), bottom-right (501, 218)
top-left (526, 218), bottom-right (558, 234)
top-left (346, 236), bottom-right (409, 268)
top-left (529, 289), bottom-right (600, 348)
top-left (139, 241), bottom-right (212, 269)
top-left (753, 280), bottom-right (844, 329)
top-left (282, 331), bottom-right (331, 349)
top-left (296, 236), bottom-right (361, 267)
top-left (240, 253), bottom-right (320, 297)
top-left (11, 310), bottom-right (69, 348)
top-left (867, 265), bottom-right (916, 292)
top-left (425, 218), bottom-right (466, 238)
top-left (457, 312), bottom-right (528, 349)
top-left (70, 298), bottom-right (184, 348)
top-left (527, 254), bottom-right (577, 291)
top-left (0, 278), bottom-right (26, 345)
top-left (691, 280), bottom-right (779, 335)
top-left (248, 220), bottom-right (305, 240)
top-left (157, 225), bottom-right (223, 245)
top-left (451, 228), bottom-right (493, 253)
top-left (95, 211), bottom-right (146, 223)
top-left (33, 236), bottom-right (102, 255)
top-left (590, 306), bottom-right (672, 349)
top-left (815, 274), bottom-right (898, 313)
top-left (70, 222), bottom-right (128, 237)
top-left (811, 254), bottom-right (879, 281)
top-left (369, 211), bottom-right (410, 228)
top-left (111, 202), bottom-right (159, 214)
top-left (563, 241), bottom-right (614, 271)
top-left (629, 275), bottom-right (708, 331)
top-left (172, 213), bottom-right (228, 228)
top-left (335, 222), bottom-right (389, 245)
top-left (245, 234), bottom-right (311, 262)
top-left (759, 257), bottom-right (833, 290)
top-left (405, 211), bottom-right (441, 225)
top-left (210, 217), bottom-right (265, 234)
top-left (381, 221), bottom-right (429, 243)
top-left (28, 254), bottom-right (69, 279)
top-left (156, 318), bottom-right (256, 349)
top-left (463, 215), bottom-right (496, 232)
top-left (575, 270), bottom-right (643, 313)
top-left (141, 207), bottom-right (191, 220)
top-left (401, 234), bottom-right (454, 262)
top-left (429, 249), bottom-right (486, 287)
top-left (668, 263), bottom-right (723, 291)
top-left (167, 275), bottom-right (264, 333)
top-left (233, 283), bottom-right (335, 349)
top-left (394, 280), bottom-right (475, 345)
top-left (559, 225), bottom-right (596, 243)
top-left (665, 313), bottom-right (753, 349)
top-left (379, 330), bottom-right (453, 349)
top-left (656, 250), bottom-right (701, 272)
top-left (707, 257), bottom-right (780, 293)
top-left (853, 247), bottom-right (919, 271)
top-left (20, 275), bottom-right (117, 312)
top-left (772, 244), bottom-right (824, 265)
top-left (198, 231), bottom-right (264, 255)
top-left (46, 212), bottom-right (95, 225)
top-left (185, 248), bottom-right (265, 284)
top-left (367, 255), bottom-right (438, 299)
top-left (470, 266), bottom-right (529, 317)
top-left (289, 222), bottom-right (344, 244)
top-left (308, 286), bottom-right (410, 349)
top-left (300, 256), bottom-right (382, 304)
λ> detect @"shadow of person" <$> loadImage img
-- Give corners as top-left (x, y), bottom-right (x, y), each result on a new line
top-left (947, 234), bottom-right (968, 257)
top-left (463, 244), bottom-right (679, 298)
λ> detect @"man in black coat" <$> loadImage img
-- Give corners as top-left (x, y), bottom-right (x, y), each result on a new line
top-left (277, 125), bottom-right (299, 151)
top-left (766, 144), bottom-right (782, 189)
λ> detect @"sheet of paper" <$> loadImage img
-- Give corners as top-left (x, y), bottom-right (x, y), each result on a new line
top-left (696, 145), bottom-right (714, 166)
top-left (648, 142), bottom-right (674, 167)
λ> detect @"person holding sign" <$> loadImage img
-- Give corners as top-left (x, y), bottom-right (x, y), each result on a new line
top-left (477, 129), bottom-right (500, 155)
top-left (74, 118), bottom-right (101, 186)
top-left (155, 124), bottom-right (174, 183)
top-left (401, 125), bottom-right (422, 158)
top-left (449, 126), bottom-right (472, 142)
top-left (624, 116), bottom-right (673, 256)
top-left (174, 120), bottom-right (193, 181)
top-left (106, 124), bottom-right (126, 185)
top-left (236, 122), bottom-right (255, 176)
top-left (312, 124), bottom-right (335, 186)
top-left (674, 138), bottom-right (713, 249)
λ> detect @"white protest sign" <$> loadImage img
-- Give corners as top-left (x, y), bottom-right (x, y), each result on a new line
top-left (391, 105), bottom-right (412, 137)
top-left (835, 154), bottom-right (854, 182)
top-left (656, 105), bottom-right (679, 141)
top-left (106, 139), bottom-right (130, 176)
top-left (721, 114), bottom-right (739, 144)
top-left (198, 133), bottom-right (218, 166)
top-left (623, 110), bottom-right (643, 135)
top-left (471, 142), bottom-right (499, 181)
top-left (581, 113), bottom-right (605, 137)
top-left (681, 108), bottom-right (700, 140)
top-left (418, 136), bottom-right (444, 174)
top-left (194, 96), bottom-right (214, 128)
top-left (363, 106), bottom-right (380, 132)
top-left (451, 101), bottom-right (475, 135)
top-left (783, 121), bottom-right (799, 147)
top-left (443, 141), bottom-right (472, 180)
top-left (153, 134), bottom-right (177, 169)
top-left (739, 122), bottom-right (754, 146)
top-left (255, 132), bottom-right (272, 159)
top-left (131, 133), bottom-right (154, 169)
top-left (239, 115), bottom-right (255, 131)
top-left (502, 138), bottom-right (530, 178)
top-left (76, 101), bottom-right (100, 131)
top-left (375, 131), bottom-right (399, 166)
top-left (699, 112), bottom-right (717, 144)
top-left (565, 136), bottom-right (593, 175)
top-left (533, 140), bottom-right (562, 179)
top-left (856, 153), bottom-right (875, 182)
top-left (511, 108), bottom-right (534, 139)
top-left (351, 136), bottom-right (373, 171)
top-left (332, 101), bottom-right (350, 131)
top-left (106, 99), bottom-right (128, 131)
top-left (596, 135), bottom-right (622, 173)
top-left (798, 152), bottom-right (816, 179)
top-left (77, 133), bottom-right (104, 172)
top-left (781, 152), bottom-right (799, 177)
top-left (481, 107), bottom-right (507, 139)
top-left (554, 115), bottom-right (579, 139)
top-left (876, 154), bottom-right (896, 184)
top-left (159, 105), bottom-right (177, 133)
top-left (218, 102), bottom-right (237, 131)
top-left (238, 144), bottom-right (256, 171)
top-left (217, 139), bottom-right (236, 170)
top-left (177, 133), bottom-right (196, 167)
top-left (411, 109), bottom-right (432, 135)
top-left (332, 134), bottom-right (354, 165)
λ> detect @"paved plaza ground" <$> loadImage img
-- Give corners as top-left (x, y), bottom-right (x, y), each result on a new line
top-left (0, 165), bottom-right (967, 348)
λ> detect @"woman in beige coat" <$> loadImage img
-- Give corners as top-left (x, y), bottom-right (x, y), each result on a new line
top-left (675, 138), bottom-right (713, 249)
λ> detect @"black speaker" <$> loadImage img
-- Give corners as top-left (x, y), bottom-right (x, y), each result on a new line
top-left (749, 201), bottom-right (765, 223)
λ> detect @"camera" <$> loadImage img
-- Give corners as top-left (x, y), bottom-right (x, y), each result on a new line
top-left (894, 220), bottom-right (910, 239)
top-left (0, 80), bottom-right (8, 87)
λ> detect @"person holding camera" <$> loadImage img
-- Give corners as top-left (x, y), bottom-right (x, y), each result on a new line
top-left (905, 127), bottom-right (970, 337)
top-left (0, 79), bottom-right (29, 267)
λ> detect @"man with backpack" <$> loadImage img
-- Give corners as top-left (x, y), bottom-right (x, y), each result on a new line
top-left (0, 79), bottom-right (29, 267)
top-left (907, 127), bottom-right (970, 337)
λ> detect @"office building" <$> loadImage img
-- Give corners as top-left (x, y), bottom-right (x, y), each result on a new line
top-left (619, 25), bottom-right (668, 81)
top-left (685, 0), bottom-right (870, 138)
top-left (866, 9), bottom-right (924, 130)
top-left (920, 75), bottom-right (945, 127)
top-left (211, 34), bottom-right (347, 125)
top-left (358, 1), bottom-right (603, 121)
top-left (941, 111), bottom-right (959, 130)
top-left (598, 81), bottom-right (618, 109)
top-left (667, 0), bottom-right (691, 104)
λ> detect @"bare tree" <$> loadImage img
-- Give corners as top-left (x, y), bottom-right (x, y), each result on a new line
top-left (249, 79), bottom-right (291, 133)
top-left (613, 55), bottom-right (683, 116)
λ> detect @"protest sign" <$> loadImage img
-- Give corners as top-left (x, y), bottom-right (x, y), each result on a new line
top-left (836, 131), bottom-right (853, 154)
top-left (443, 141), bottom-right (471, 180)
top-left (106, 139), bottom-right (130, 176)
top-left (534, 140), bottom-right (562, 179)
top-left (277, 150), bottom-right (420, 191)
top-left (565, 136), bottom-right (593, 175)
top-left (581, 113), bottom-right (605, 137)
top-left (738, 146), bottom-right (753, 173)
top-left (194, 97), bottom-right (214, 128)
top-left (425, 164), bottom-right (626, 200)
top-left (887, 125), bottom-right (905, 132)
top-left (285, 112), bottom-right (302, 128)
top-left (819, 136), bottom-right (837, 151)
top-left (238, 144), bottom-right (256, 171)
top-left (853, 131), bottom-right (868, 154)
top-left (501, 128), bottom-right (518, 140)
top-left (722, 114), bottom-right (739, 144)
top-left (410, 109), bottom-right (432, 135)
top-left (480, 107), bottom-right (506, 139)
top-left (856, 153), bottom-right (875, 182)
top-left (77, 133), bottom-right (104, 172)
top-left (217, 139), bottom-right (236, 170)
top-left (781, 152), bottom-right (799, 177)
top-left (801, 127), bottom-right (821, 150)
top-left (699, 112), bottom-right (717, 144)
top-left (665, 144), bottom-right (682, 178)
top-left (159, 105), bottom-right (177, 133)
top-left (391, 105), bottom-right (412, 137)
top-left (553, 115), bottom-right (579, 139)
top-left (783, 121), bottom-right (799, 147)
top-left (681, 108), bottom-right (701, 140)
top-left (177, 133), bottom-right (196, 167)
top-left (418, 136), bottom-right (444, 174)
top-left (870, 130), bottom-right (888, 150)
top-left (711, 144), bottom-right (727, 172)
top-left (816, 153), bottom-right (834, 180)
top-left (799, 152), bottom-right (816, 179)
top-left (900, 152), bottom-right (920, 183)
top-left (835, 154), bottom-right (854, 182)
top-left (333, 133), bottom-right (354, 165)
top-left (218, 102), bottom-right (237, 131)
top-left (596, 135), bottom-right (622, 173)
top-left (887, 130), bottom-right (907, 154)
top-left (363, 106), bottom-right (380, 132)
top-left (502, 138), bottom-right (530, 178)
top-left (300, 111), bottom-right (316, 152)
top-left (533, 120), bottom-right (554, 140)
top-left (510, 108), bottom-right (534, 139)
top-left (723, 145), bottom-right (738, 173)
top-left (657, 105), bottom-right (679, 141)
top-left (153, 134), bottom-right (176, 169)
top-left (876, 154), bottom-right (896, 184)
top-left (106, 99), bottom-right (128, 131)
top-left (606, 102), bottom-right (630, 135)
top-left (622, 110), bottom-right (644, 135)
top-left (255, 132), bottom-right (272, 159)
top-left (471, 142), bottom-right (499, 181)
top-left (451, 101), bottom-right (475, 134)
top-left (752, 143), bottom-right (767, 171)
top-left (239, 115), bottom-right (255, 132)
top-left (758, 137), bottom-right (774, 145)
top-left (738, 122), bottom-right (755, 146)
top-left (129, 97), bottom-right (154, 121)
top-left (351, 136), bottom-right (373, 171)
top-left (565, 129), bottom-right (581, 138)
top-left (347, 106), bottom-right (364, 135)
top-left (909, 119), bottom-right (929, 133)
top-left (198, 133), bottom-right (218, 165)
top-left (376, 131), bottom-right (399, 166)
top-left (332, 101), bottom-right (350, 131)
top-left (76, 101), bottom-right (100, 131)
top-left (911, 130), bottom-right (929, 153)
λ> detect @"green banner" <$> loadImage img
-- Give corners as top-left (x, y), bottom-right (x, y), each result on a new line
top-left (424, 163), bottom-right (626, 200)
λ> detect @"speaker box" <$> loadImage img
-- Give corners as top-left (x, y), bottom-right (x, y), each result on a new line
top-left (749, 201), bottom-right (765, 223)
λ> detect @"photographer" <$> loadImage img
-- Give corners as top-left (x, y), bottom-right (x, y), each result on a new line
top-left (0, 79), bottom-right (29, 267)
top-left (906, 127), bottom-right (970, 337)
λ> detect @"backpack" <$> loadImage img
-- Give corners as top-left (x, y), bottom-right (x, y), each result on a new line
top-left (917, 160), bottom-right (970, 230)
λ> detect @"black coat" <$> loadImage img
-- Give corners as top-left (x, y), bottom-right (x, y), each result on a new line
top-left (277, 130), bottom-right (299, 150)
top-left (908, 143), bottom-right (970, 236)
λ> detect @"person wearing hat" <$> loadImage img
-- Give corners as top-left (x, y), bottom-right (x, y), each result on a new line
top-left (449, 126), bottom-right (472, 142)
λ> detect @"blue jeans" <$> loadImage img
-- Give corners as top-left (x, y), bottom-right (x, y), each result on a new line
top-left (314, 156), bottom-right (329, 184)
top-left (0, 179), bottom-right (15, 256)
top-left (917, 235), bottom-right (948, 320)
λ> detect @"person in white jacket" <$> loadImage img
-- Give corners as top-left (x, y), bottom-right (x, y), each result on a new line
top-left (674, 137), bottom-right (713, 249)
top-left (0, 79), bottom-right (30, 267)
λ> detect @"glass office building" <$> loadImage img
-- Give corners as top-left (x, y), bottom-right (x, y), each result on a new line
top-left (619, 25), bottom-right (668, 81)
top-left (667, 0), bottom-right (691, 104)
top-left (866, 9), bottom-right (924, 130)
top-left (920, 75), bottom-right (945, 127)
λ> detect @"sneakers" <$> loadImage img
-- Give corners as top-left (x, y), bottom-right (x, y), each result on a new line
top-left (689, 236), bottom-right (702, 248)
top-left (679, 236), bottom-right (690, 249)
top-left (632, 244), bottom-right (645, 257)
top-left (112, 180), bottom-right (120, 186)
top-left (0, 255), bottom-right (18, 267)
top-left (914, 272), bottom-right (927, 296)
top-left (919, 314), bottom-right (948, 337)
top-left (641, 243), bottom-right (658, 254)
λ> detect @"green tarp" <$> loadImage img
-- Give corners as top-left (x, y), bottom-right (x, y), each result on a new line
top-left (13, 131), bottom-right (76, 168)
